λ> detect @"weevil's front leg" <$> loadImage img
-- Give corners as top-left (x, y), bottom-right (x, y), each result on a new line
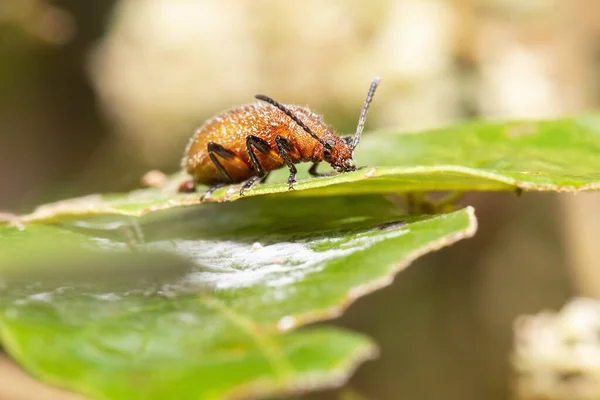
top-left (241, 135), bottom-right (271, 195)
top-left (207, 142), bottom-right (236, 183)
top-left (259, 172), bottom-right (271, 184)
top-left (308, 162), bottom-right (336, 177)
top-left (239, 172), bottom-right (271, 197)
top-left (200, 183), bottom-right (228, 202)
top-left (199, 142), bottom-right (239, 201)
top-left (275, 135), bottom-right (298, 189)
top-left (239, 176), bottom-right (262, 195)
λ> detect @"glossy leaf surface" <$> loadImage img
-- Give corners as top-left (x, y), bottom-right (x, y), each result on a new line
top-left (0, 197), bottom-right (476, 400)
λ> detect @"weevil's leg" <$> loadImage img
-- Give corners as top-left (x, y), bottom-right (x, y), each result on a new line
top-left (207, 142), bottom-right (235, 183)
top-left (308, 162), bottom-right (320, 176)
top-left (240, 176), bottom-right (262, 195)
top-left (240, 135), bottom-right (271, 195)
top-left (259, 172), bottom-right (271, 184)
top-left (200, 183), bottom-right (227, 202)
top-left (275, 135), bottom-right (298, 189)
top-left (203, 142), bottom-right (238, 201)
top-left (308, 162), bottom-right (335, 177)
top-left (246, 135), bottom-right (271, 176)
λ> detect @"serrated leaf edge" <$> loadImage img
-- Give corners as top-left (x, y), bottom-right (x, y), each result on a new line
top-left (273, 206), bottom-right (478, 332)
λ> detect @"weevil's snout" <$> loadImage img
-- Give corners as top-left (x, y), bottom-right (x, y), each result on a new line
top-left (336, 157), bottom-right (356, 172)
top-left (330, 145), bottom-right (356, 172)
top-left (322, 135), bottom-right (356, 172)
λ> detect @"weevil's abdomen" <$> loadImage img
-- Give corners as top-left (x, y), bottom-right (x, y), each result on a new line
top-left (183, 102), bottom-right (331, 185)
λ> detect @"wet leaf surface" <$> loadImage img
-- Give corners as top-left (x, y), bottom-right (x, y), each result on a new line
top-left (0, 195), bottom-right (477, 400)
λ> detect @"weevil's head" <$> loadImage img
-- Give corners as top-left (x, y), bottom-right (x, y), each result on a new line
top-left (319, 77), bottom-right (381, 173)
top-left (321, 134), bottom-right (356, 172)
top-left (254, 76), bottom-right (380, 175)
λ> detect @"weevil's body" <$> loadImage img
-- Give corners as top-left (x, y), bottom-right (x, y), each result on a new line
top-left (180, 77), bottom-right (380, 198)
top-left (183, 103), bottom-right (349, 186)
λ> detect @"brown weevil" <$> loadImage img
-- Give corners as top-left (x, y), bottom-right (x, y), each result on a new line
top-left (180, 77), bottom-right (381, 199)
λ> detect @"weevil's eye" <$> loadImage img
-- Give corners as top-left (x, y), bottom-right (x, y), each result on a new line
top-left (324, 149), bottom-right (332, 161)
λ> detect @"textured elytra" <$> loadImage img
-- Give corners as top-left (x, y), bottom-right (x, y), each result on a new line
top-left (183, 102), bottom-right (352, 185)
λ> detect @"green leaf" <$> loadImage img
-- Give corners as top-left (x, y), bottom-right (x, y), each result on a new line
top-left (0, 198), bottom-right (477, 400)
top-left (1, 322), bottom-right (375, 400)
top-left (14, 113), bottom-right (600, 223)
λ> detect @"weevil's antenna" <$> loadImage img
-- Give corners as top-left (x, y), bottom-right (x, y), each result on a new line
top-left (351, 77), bottom-right (381, 150)
top-left (255, 94), bottom-right (327, 147)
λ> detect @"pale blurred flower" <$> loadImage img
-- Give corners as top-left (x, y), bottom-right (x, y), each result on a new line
top-left (88, 0), bottom-right (258, 165)
top-left (478, 42), bottom-right (562, 118)
top-left (513, 298), bottom-right (600, 400)
top-left (88, 0), bottom-right (459, 167)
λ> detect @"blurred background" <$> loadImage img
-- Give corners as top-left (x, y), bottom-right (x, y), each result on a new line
top-left (1, 0), bottom-right (600, 399)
